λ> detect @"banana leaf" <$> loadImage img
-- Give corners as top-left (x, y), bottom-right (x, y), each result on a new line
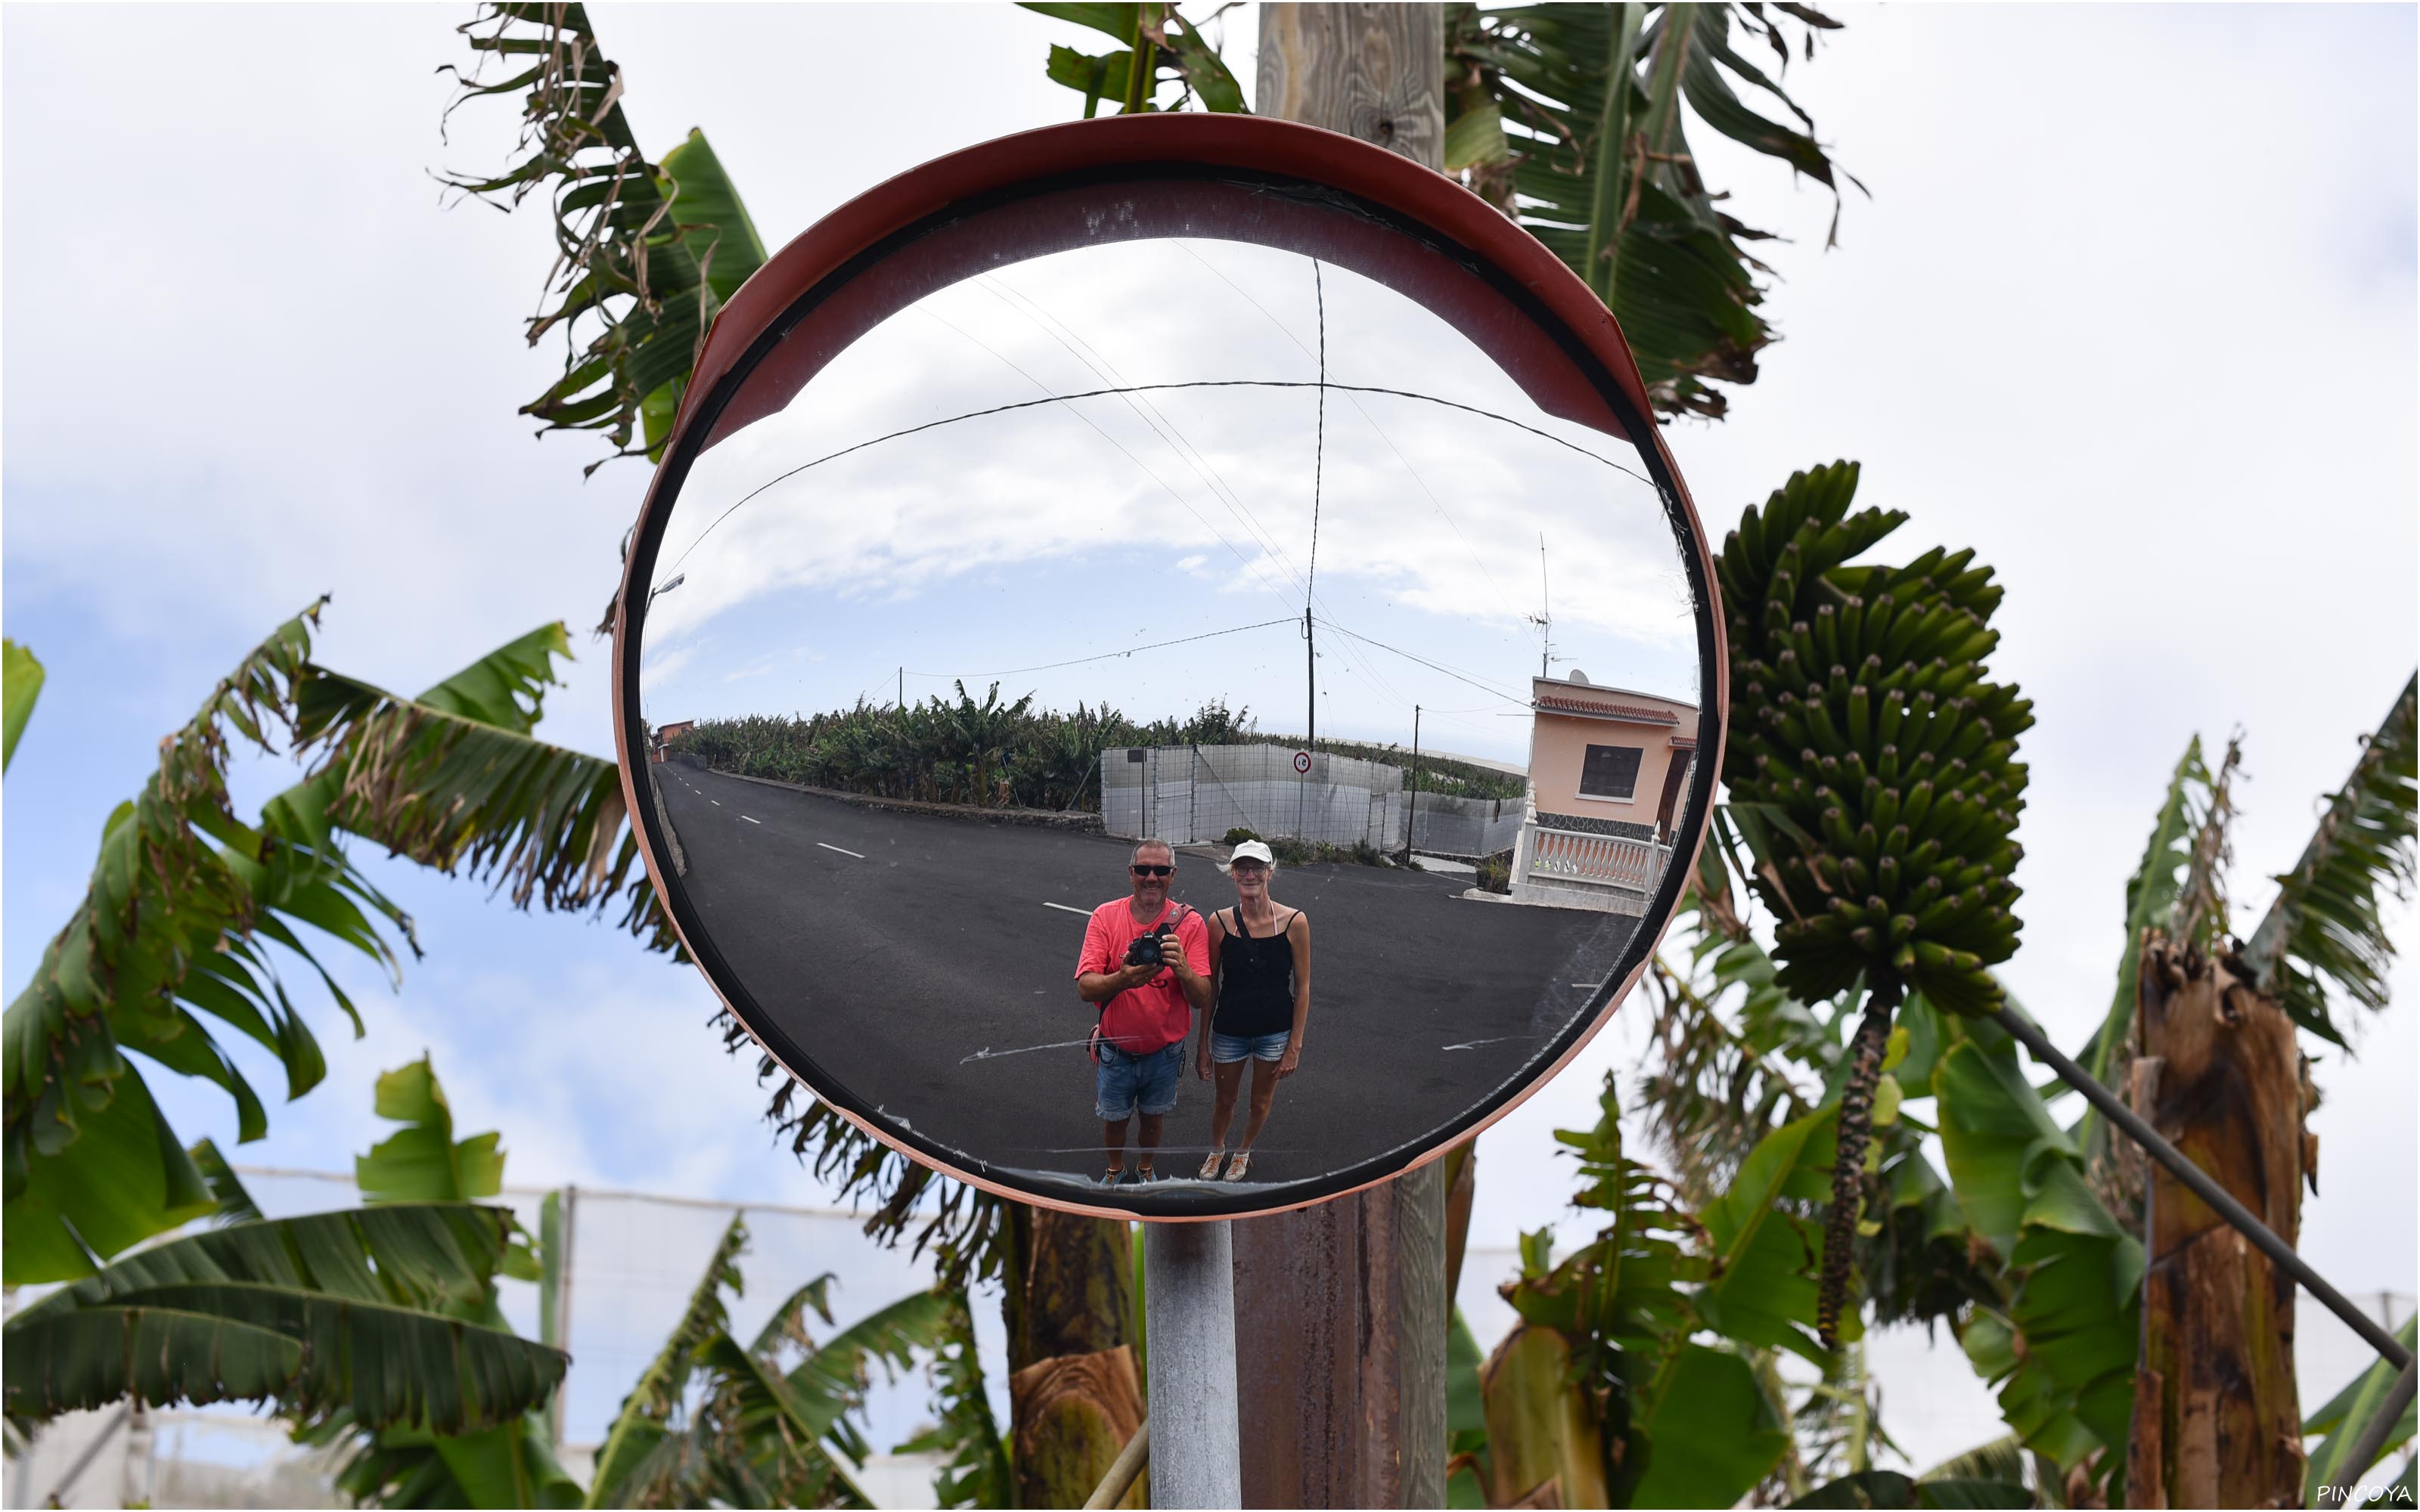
top-left (2, 637), bottom-right (42, 771)
top-left (3, 611), bottom-right (670, 1283)
top-left (2244, 674), bottom-right (2418, 1046)
top-left (1446, 3), bottom-right (1857, 420)
top-left (3, 1203), bottom-right (563, 1435)
top-left (1627, 1343), bottom-right (1794, 1507)
top-left (1931, 1020), bottom-right (2139, 1479)
top-left (2304, 1319), bottom-right (2419, 1506)
top-left (894, 1287), bottom-right (1012, 1510)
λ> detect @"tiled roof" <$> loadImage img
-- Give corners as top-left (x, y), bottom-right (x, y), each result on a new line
top-left (1534, 693), bottom-right (1680, 724)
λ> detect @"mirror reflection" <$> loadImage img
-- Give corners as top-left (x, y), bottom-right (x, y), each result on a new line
top-left (634, 205), bottom-right (1708, 1205)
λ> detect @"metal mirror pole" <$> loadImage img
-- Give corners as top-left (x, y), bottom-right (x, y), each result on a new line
top-left (1143, 1220), bottom-right (1243, 1507)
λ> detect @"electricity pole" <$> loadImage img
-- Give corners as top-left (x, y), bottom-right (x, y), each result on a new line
top-left (1407, 703), bottom-right (1422, 861)
top-left (1228, 10), bottom-right (1450, 1508)
top-left (1305, 607), bottom-right (1317, 751)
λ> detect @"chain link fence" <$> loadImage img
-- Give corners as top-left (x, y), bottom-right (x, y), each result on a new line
top-left (1101, 744), bottom-right (1526, 859)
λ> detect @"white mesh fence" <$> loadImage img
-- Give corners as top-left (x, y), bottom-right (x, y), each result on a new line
top-left (1102, 743), bottom-right (1526, 858)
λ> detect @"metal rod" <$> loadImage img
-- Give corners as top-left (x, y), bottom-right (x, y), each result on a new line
top-left (2323, 1362), bottom-right (2418, 1507)
top-left (1144, 1220), bottom-right (1242, 1507)
top-left (40, 1402), bottom-right (130, 1506)
top-left (1993, 1005), bottom-right (2413, 1371)
top-left (1084, 1418), bottom-right (1153, 1510)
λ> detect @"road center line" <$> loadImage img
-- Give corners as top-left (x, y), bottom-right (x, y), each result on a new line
top-left (710, 800), bottom-right (721, 806)
top-left (742, 816), bottom-right (762, 825)
top-left (1041, 901), bottom-right (1091, 916)
top-left (817, 841), bottom-right (864, 858)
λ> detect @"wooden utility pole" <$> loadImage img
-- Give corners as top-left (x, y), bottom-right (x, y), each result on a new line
top-left (1233, 9), bottom-right (1450, 1507)
top-left (2124, 933), bottom-right (2313, 1507)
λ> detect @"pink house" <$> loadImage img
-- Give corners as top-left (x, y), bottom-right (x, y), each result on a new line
top-left (1510, 672), bottom-right (1699, 913)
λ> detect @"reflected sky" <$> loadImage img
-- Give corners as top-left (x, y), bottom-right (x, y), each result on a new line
top-left (639, 235), bottom-right (1699, 763)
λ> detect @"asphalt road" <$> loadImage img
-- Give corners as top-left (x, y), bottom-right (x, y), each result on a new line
top-left (653, 761), bottom-right (1641, 1200)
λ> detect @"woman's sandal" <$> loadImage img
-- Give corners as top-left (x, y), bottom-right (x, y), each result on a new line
top-left (1199, 1151), bottom-right (1226, 1179)
top-left (1224, 1151), bottom-right (1251, 1181)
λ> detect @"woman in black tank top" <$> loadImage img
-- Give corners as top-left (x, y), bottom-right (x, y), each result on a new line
top-left (1193, 842), bottom-right (1311, 1181)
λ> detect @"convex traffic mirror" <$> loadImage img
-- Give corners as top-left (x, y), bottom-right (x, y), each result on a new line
top-left (616, 115), bottom-right (1727, 1218)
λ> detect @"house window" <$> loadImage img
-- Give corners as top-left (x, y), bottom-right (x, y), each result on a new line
top-left (1579, 744), bottom-right (1643, 801)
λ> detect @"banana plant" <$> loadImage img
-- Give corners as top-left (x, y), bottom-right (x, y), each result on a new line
top-left (440, 5), bottom-right (765, 471)
top-left (304, 1056), bottom-right (582, 1508)
top-left (2, 1179), bottom-right (564, 1442)
top-left (581, 1213), bottom-right (954, 1510)
top-left (2, 603), bottom-right (671, 1284)
top-left (1457, 1074), bottom-right (1848, 1508)
top-left (1019, 3), bottom-right (1247, 117)
top-left (1442, 2), bottom-right (1856, 420)
top-left (1714, 461), bottom-right (2032, 1349)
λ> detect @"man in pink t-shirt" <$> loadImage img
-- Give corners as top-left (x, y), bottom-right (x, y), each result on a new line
top-left (1075, 838), bottom-right (1212, 1185)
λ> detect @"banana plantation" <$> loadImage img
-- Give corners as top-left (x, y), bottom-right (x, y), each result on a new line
top-left (670, 692), bottom-right (1255, 812)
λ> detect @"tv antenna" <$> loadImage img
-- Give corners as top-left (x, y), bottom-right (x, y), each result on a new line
top-left (1525, 532), bottom-right (1556, 679)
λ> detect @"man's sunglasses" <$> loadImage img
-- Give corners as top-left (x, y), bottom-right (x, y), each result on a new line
top-left (1129, 864), bottom-right (1174, 878)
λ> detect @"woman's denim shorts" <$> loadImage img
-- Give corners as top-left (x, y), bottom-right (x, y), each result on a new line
top-left (1211, 1030), bottom-right (1290, 1064)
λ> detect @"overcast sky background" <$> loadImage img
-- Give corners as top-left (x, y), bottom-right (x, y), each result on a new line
top-left (5, 0), bottom-right (2413, 1470)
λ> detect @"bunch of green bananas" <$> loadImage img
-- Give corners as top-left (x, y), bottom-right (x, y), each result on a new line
top-left (1713, 462), bottom-right (2031, 1017)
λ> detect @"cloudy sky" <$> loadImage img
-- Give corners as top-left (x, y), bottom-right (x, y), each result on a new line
top-left (5, 0), bottom-right (2412, 1466)
top-left (640, 231), bottom-right (1695, 751)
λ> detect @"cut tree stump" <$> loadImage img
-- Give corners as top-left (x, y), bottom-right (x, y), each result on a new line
top-left (2125, 931), bottom-right (2315, 1508)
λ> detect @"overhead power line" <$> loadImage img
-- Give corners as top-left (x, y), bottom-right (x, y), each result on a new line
top-left (905, 616), bottom-right (1298, 680)
top-left (1314, 618), bottom-right (1534, 709)
top-left (656, 377), bottom-right (1644, 584)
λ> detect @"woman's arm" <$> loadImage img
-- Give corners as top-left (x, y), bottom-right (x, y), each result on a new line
top-left (1196, 912), bottom-right (1227, 1079)
top-left (1279, 912), bottom-right (1311, 1076)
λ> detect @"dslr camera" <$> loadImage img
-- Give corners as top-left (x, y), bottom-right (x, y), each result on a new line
top-left (1123, 925), bottom-right (1174, 971)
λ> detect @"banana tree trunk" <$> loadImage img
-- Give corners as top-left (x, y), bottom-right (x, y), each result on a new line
top-left (2125, 932), bottom-right (2313, 1507)
top-left (1005, 1207), bottom-right (1146, 1508)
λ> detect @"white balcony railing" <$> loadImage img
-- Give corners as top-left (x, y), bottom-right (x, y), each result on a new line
top-left (1511, 820), bottom-right (1672, 912)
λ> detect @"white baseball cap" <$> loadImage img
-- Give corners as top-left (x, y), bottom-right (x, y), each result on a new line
top-left (1226, 840), bottom-right (1276, 868)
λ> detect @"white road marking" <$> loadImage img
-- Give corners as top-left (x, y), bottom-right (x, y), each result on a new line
top-left (1443, 1034), bottom-right (1536, 1052)
top-left (1042, 901), bottom-right (1091, 916)
top-left (743, 816), bottom-right (762, 825)
top-left (710, 800), bottom-right (721, 806)
top-left (961, 1036), bottom-right (1096, 1064)
top-left (817, 841), bottom-right (864, 858)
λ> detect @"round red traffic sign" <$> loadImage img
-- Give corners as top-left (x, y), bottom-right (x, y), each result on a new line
top-left (1293, 751), bottom-right (1312, 774)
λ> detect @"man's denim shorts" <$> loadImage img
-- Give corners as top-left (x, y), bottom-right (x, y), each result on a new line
top-left (1095, 1040), bottom-right (1185, 1120)
top-left (1211, 1030), bottom-right (1290, 1064)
